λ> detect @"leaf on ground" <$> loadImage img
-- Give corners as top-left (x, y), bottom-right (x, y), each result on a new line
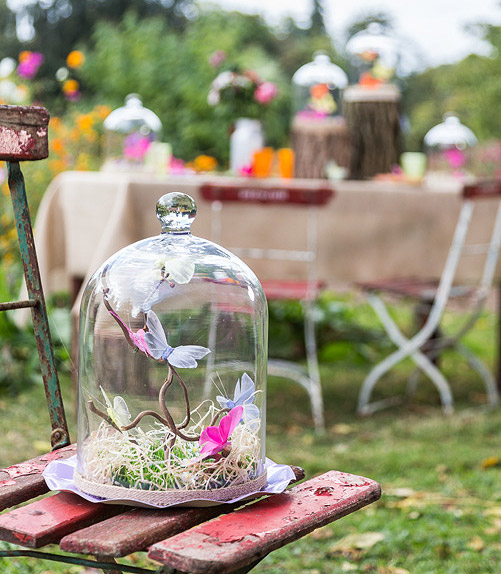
top-left (329, 531), bottom-right (385, 554)
top-left (341, 562), bottom-right (357, 572)
top-left (331, 423), bottom-right (355, 435)
top-left (309, 526), bottom-right (335, 540)
top-left (468, 535), bottom-right (485, 551)
top-left (378, 567), bottom-right (410, 574)
top-left (484, 507), bottom-right (501, 517)
top-left (481, 456), bottom-right (500, 469)
top-left (384, 487), bottom-right (416, 498)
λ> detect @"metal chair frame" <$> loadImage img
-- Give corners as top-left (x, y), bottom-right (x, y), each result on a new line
top-left (199, 182), bottom-right (333, 433)
top-left (358, 182), bottom-right (501, 416)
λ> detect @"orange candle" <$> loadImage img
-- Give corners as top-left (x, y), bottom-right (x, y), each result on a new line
top-left (278, 148), bottom-right (294, 178)
top-left (252, 147), bottom-right (274, 178)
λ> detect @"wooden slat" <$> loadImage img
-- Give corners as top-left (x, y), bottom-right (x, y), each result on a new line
top-left (148, 471), bottom-right (381, 574)
top-left (60, 504), bottom-right (235, 557)
top-left (463, 180), bottom-right (501, 200)
top-left (0, 444), bottom-right (77, 511)
top-left (0, 491), bottom-right (124, 548)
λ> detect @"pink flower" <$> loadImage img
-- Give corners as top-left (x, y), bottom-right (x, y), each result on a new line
top-left (64, 90), bottom-right (81, 102)
top-left (123, 133), bottom-right (152, 160)
top-left (17, 52), bottom-right (44, 79)
top-left (209, 50), bottom-right (226, 68)
top-left (443, 148), bottom-right (465, 169)
top-left (199, 406), bottom-right (243, 457)
top-left (254, 82), bottom-right (278, 105)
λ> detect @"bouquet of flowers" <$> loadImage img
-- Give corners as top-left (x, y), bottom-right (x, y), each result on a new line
top-left (207, 51), bottom-right (278, 120)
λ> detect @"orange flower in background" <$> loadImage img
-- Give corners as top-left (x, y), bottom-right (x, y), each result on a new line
top-left (18, 51), bottom-right (31, 63)
top-left (50, 117), bottom-right (63, 131)
top-left (310, 83), bottom-right (329, 99)
top-left (51, 138), bottom-right (64, 154)
top-left (94, 105), bottom-right (112, 120)
top-left (66, 50), bottom-right (85, 69)
top-left (192, 155), bottom-right (218, 172)
top-left (77, 114), bottom-right (94, 132)
top-left (63, 79), bottom-right (79, 94)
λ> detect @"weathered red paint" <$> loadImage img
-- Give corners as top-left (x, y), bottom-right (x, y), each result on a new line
top-left (200, 182), bottom-right (334, 206)
top-left (60, 504), bottom-right (234, 558)
top-left (0, 445), bottom-right (76, 512)
top-left (148, 471), bottom-right (381, 574)
top-left (0, 105), bottom-right (50, 161)
top-left (0, 491), bottom-right (123, 548)
top-left (464, 180), bottom-right (501, 200)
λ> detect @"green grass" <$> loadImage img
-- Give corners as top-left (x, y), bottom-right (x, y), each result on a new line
top-left (1, 301), bottom-right (501, 573)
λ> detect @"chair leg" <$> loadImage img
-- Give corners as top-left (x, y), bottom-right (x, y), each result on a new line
top-left (303, 299), bottom-right (325, 433)
top-left (456, 343), bottom-right (500, 406)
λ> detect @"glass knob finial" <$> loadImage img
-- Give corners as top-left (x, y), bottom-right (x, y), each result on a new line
top-left (156, 192), bottom-right (197, 233)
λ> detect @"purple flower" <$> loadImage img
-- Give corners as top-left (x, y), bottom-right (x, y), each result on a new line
top-left (199, 406), bottom-right (243, 457)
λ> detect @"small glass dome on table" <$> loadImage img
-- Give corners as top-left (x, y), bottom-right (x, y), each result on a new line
top-left (102, 93), bottom-right (162, 171)
top-left (345, 23), bottom-right (399, 88)
top-left (424, 113), bottom-right (478, 180)
top-left (76, 193), bottom-right (268, 506)
top-left (292, 51), bottom-right (348, 119)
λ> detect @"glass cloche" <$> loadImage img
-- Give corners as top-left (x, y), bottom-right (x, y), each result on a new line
top-left (76, 193), bottom-right (268, 506)
top-left (345, 23), bottom-right (399, 88)
top-left (102, 93), bottom-right (162, 171)
top-left (424, 113), bottom-right (478, 179)
top-left (292, 51), bottom-right (348, 119)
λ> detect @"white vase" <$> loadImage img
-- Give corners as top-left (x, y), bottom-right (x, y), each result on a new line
top-left (230, 118), bottom-right (264, 173)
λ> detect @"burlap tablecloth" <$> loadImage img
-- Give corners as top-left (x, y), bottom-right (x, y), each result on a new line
top-left (32, 171), bottom-right (495, 314)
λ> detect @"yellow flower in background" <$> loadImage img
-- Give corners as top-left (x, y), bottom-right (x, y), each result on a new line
top-left (50, 117), bottom-right (63, 131)
top-left (77, 114), bottom-right (94, 132)
top-left (3, 252), bottom-right (15, 265)
top-left (192, 154), bottom-right (218, 172)
top-left (66, 50), bottom-right (85, 69)
top-left (63, 79), bottom-right (79, 95)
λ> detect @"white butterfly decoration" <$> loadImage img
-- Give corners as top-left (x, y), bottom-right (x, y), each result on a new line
top-left (144, 311), bottom-right (210, 368)
top-left (104, 255), bottom-right (196, 317)
top-left (100, 386), bottom-right (132, 429)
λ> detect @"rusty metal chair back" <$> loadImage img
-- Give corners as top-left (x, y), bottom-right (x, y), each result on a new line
top-left (0, 105), bottom-right (69, 449)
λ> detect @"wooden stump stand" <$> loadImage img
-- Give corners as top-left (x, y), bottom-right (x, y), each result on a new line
top-left (291, 115), bottom-right (350, 179)
top-left (344, 85), bottom-right (401, 180)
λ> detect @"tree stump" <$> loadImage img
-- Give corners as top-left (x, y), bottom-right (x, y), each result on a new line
top-left (344, 85), bottom-right (401, 180)
top-left (291, 116), bottom-right (350, 179)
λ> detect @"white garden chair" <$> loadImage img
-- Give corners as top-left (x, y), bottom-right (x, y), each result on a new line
top-left (199, 180), bottom-right (334, 433)
top-left (357, 181), bottom-right (501, 415)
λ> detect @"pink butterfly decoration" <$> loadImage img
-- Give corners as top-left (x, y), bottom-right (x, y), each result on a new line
top-left (199, 406), bottom-right (243, 457)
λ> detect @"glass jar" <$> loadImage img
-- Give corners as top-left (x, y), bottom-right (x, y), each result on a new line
top-left (424, 113), bottom-right (478, 180)
top-left (345, 23), bottom-right (399, 88)
top-left (76, 193), bottom-right (268, 506)
top-left (103, 94), bottom-right (162, 171)
top-left (292, 51), bottom-right (348, 119)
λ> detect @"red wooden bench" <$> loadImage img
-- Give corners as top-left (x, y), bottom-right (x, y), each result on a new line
top-left (0, 452), bottom-right (380, 573)
top-left (0, 105), bottom-right (380, 573)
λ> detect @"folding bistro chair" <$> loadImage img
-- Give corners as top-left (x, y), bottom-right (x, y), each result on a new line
top-left (200, 180), bottom-right (334, 433)
top-left (357, 180), bottom-right (501, 416)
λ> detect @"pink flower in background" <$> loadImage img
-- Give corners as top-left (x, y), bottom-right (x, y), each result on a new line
top-left (254, 82), bottom-right (278, 104)
top-left (64, 89), bottom-right (81, 102)
top-left (209, 50), bottom-right (226, 68)
top-left (123, 132), bottom-right (151, 160)
top-left (17, 52), bottom-right (44, 79)
top-left (443, 148), bottom-right (465, 169)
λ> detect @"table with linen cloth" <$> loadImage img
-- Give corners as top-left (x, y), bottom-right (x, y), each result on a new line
top-left (33, 171), bottom-right (496, 308)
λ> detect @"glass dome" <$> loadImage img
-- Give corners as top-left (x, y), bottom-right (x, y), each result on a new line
top-left (424, 113), bottom-right (478, 178)
top-left (292, 51), bottom-right (348, 118)
top-left (102, 94), bottom-right (162, 171)
top-left (345, 23), bottom-right (399, 88)
top-left (76, 193), bottom-right (268, 506)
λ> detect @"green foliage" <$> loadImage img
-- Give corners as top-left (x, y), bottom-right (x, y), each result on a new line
top-left (403, 21), bottom-right (501, 150)
top-left (268, 293), bottom-right (389, 366)
top-left (81, 11), bottom-right (292, 162)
